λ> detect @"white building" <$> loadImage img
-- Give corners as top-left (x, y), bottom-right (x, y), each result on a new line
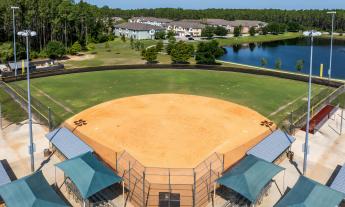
top-left (166, 21), bottom-right (205, 37)
top-left (114, 23), bottom-right (164, 40)
top-left (129, 17), bottom-right (173, 27)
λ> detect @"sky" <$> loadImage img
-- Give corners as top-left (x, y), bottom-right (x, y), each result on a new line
top-left (81, 0), bottom-right (345, 10)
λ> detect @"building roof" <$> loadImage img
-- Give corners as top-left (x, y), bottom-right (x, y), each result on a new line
top-left (46, 127), bottom-right (93, 159)
top-left (206, 19), bottom-right (233, 26)
top-left (114, 22), bottom-right (163, 31)
top-left (130, 16), bottom-right (173, 23)
top-left (56, 152), bottom-right (122, 199)
top-left (168, 21), bottom-right (205, 29)
top-left (0, 171), bottom-right (68, 207)
top-left (217, 155), bottom-right (284, 202)
top-left (247, 130), bottom-right (295, 163)
top-left (330, 164), bottom-right (345, 194)
top-left (275, 176), bottom-right (345, 207)
top-left (0, 162), bottom-right (11, 186)
top-left (229, 20), bottom-right (267, 27)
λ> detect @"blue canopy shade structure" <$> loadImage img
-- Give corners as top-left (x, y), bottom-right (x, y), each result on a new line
top-left (46, 127), bottom-right (93, 159)
top-left (0, 162), bottom-right (11, 186)
top-left (330, 164), bottom-right (345, 194)
top-left (275, 176), bottom-right (345, 207)
top-left (0, 171), bottom-right (68, 207)
top-left (247, 130), bottom-right (295, 163)
top-left (217, 155), bottom-right (284, 202)
top-left (56, 152), bottom-right (122, 199)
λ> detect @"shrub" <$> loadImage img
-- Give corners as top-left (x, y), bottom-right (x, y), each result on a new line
top-left (69, 41), bottom-right (82, 55)
top-left (260, 58), bottom-right (268, 67)
top-left (275, 58), bottom-right (282, 69)
top-left (87, 43), bottom-right (96, 51)
top-left (46, 41), bottom-right (66, 59)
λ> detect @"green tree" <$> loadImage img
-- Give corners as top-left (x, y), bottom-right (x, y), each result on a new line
top-left (275, 58), bottom-right (282, 69)
top-left (201, 26), bottom-right (215, 39)
top-left (249, 27), bottom-right (256, 36)
top-left (267, 23), bottom-right (287, 34)
top-left (142, 47), bottom-right (158, 63)
top-left (234, 26), bottom-right (241, 37)
top-left (214, 26), bottom-right (228, 36)
top-left (170, 41), bottom-right (194, 64)
top-left (261, 26), bottom-right (269, 35)
top-left (296, 59), bottom-right (304, 72)
top-left (156, 41), bottom-right (164, 52)
top-left (167, 31), bottom-right (175, 39)
top-left (130, 37), bottom-right (134, 49)
top-left (121, 34), bottom-right (126, 42)
top-left (260, 58), bottom-right (268, 67)
top-left (46, 41), bottom-right (66, 59)
top-left (155, 30), bottom-right (166, 39)
top-left (166, 37), bottom-right (177, 55)
top-left (195, 40), bottom-right (225, 65)
top-left (69, 41), bottom-right (82, 55)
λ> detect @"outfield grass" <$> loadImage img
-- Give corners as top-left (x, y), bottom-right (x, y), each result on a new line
top-left (0, 86), bottom-right (27, 123)
top-left (11, 69), bottom-right (331, 124)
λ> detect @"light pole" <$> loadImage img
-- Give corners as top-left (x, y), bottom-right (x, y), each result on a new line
top-left (327, 11), bottom-right (336, 80)
top-left (18, 30), bottom-right (37, 173)
top-left (11, 6), bottom-right (19, 77)
top-left (302, 30), bottom-right (321, 176)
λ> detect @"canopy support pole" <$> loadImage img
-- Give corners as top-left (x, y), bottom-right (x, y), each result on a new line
top-left (123, 181), bottom-right (125, 207)
top-left (213, 183), bottom-right (216, 207)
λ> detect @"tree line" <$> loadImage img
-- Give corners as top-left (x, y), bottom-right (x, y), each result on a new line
top-left (112, 8), bottom-right (345, 32)
top-left (0, 0), bottom-right (115, 62)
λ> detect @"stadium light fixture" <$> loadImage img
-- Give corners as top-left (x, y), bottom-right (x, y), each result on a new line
top-left (327, 11), bottom-right (336, 80)
top-left (17, 30), bottom-right (37, 173)
top-left (11, 6), bottom-right (19, 76)
top-left (302, 30), bottom-right (321, 176)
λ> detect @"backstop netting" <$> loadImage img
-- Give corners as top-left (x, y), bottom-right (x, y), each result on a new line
top-left (116, 151), bottom-right (223, 207)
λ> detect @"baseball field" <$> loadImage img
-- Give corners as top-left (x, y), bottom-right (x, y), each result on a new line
top-left (8, 69), bottom-right (332, 124)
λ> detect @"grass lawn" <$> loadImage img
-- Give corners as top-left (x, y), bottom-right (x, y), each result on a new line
top-left (216, 32), bottom-right (302, 46)
top-left (10, 69), bottom-right (331, 124)
top-left (63, 39), bottom-right (172, 68)
top-left (0, 86), bottom-right (27, 123)
top-left (318, 34), bottom-right (345, 41)
top-left (63, 33), bottom-right (301, 69)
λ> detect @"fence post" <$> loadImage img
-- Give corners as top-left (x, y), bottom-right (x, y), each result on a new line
top-left (168, 169), bottom-right (171, 207)
top-left (143, 170), bottom-right (146, 207)
top-left (48, 107), bottom-right (52, 131)
top-left (192, 170), bottom-right (196, 207)
top-left (128, 161), bottom-right (131, 192)
top-left (115, 152), bottom-right (118, 173)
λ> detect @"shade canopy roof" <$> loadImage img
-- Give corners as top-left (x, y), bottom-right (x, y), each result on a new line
top-left (56, 152), bottom-right (121, 199)
top-left (46, 127), bottom-right (93, 159)
top-left (330, 164), bottom-right (345, 194)
top-left (217, 155), bottom-right (284, 202)
top-left (0, 171), bottom-right (68, 207)
top-left (275, 176), bottom-right (345, 207)
top-left (247, 130), bottom-right (295, 162)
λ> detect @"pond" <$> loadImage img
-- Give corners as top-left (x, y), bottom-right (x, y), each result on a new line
top-left (219, 37), bottom-right (345, 79)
